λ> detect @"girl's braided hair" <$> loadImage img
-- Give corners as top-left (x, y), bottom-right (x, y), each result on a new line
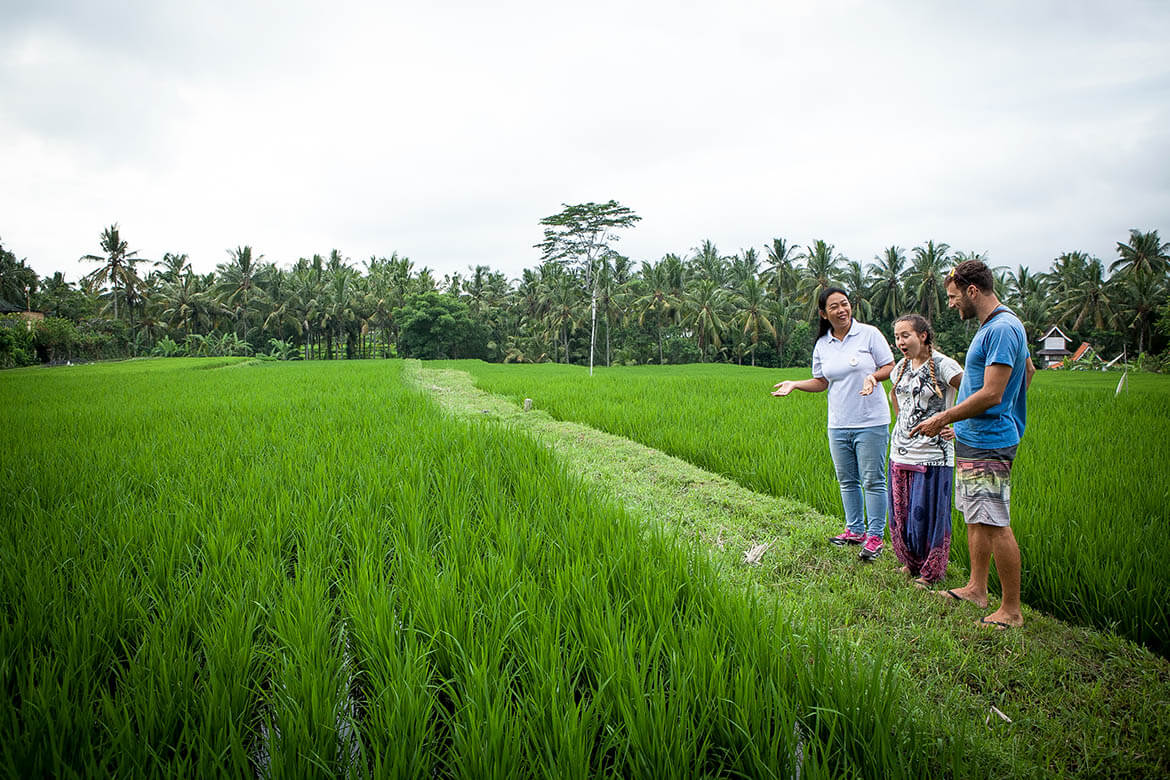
top-left (892, 314), bottom-right (942, 397)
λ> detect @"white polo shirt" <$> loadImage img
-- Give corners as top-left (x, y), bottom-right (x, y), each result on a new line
top-left (812, 320), bottom-right (895, 429)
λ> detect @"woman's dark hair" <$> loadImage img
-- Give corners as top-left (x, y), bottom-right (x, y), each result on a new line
top-left (946, 259), bottom-right (994, 294)
top-left (816, 286), bottom-right (851, 340)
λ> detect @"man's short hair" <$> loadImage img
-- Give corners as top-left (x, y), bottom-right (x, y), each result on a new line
top-left (946, 259), bottom-right (995, 294)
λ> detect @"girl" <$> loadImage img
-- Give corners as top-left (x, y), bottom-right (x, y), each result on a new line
top-left (888, 314), bottom-right (963, 586)
top-left (773, 287), bottom-right (895, 561)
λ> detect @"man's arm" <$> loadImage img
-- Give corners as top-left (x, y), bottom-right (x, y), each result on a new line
top-left (911, 363), bottom-right (1012, 437)
top-left (1025, 357), bottom-right (1036, 389)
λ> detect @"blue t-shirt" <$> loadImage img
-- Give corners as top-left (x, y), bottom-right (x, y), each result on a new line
top-left (812, 320), bottom-right (895, 429)
top-left (954, 307), bottom-right (1028, 448)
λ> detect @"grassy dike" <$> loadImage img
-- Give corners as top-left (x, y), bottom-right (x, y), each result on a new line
top-left (409, 362), bottom-right (1170, 779)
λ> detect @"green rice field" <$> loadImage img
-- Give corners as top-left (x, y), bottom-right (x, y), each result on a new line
top-left (450, 361), bottom-right (1170, 654)
top-left (2, 358), bottom-right (958, 778)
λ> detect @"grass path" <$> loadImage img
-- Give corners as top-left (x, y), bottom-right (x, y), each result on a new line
top-left (409, 362), bottom-right (1170, 779)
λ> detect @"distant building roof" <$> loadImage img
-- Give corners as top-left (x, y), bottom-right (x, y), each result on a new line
top-left (1039, 325), bottom-right (1071, 343)
top-left (1071, 342), bottom-right (1095, 361)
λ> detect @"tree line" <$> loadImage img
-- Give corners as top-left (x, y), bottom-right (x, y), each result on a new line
top-left (1, 204), bottom-right (1168, 370)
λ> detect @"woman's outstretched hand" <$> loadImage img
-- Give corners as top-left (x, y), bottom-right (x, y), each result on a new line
top-left (772, 380), bottom-right (796, 397)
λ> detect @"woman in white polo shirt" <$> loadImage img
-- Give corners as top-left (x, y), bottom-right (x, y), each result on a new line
top-left (772, 287), bottom-right (896, 561)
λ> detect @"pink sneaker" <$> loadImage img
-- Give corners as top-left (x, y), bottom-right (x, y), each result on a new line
top-left (829, 529), bottom-right (865, 546)
top-left (858, 534), bottom-right (884, 561)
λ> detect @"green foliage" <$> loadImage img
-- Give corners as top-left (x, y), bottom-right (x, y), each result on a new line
top-left (263, 338), bottom-right (299, 360)
top-left (0, 317), bottom-right (37, 368)
top-left (30, 317), bottom-right (80, 363)
top-left (394, 291), bottom-right (489, 359)
top-left (150, 337), bottom-right (186, 357)
top-left (0, 359), bottom-right (956, 777)
top-left (182, 332), bottom-right (253, 357)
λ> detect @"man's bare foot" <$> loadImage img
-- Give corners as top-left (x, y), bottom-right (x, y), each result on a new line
top-left (897, 565), bottom-right (911, 575)
top-left (936, 586), bottom-right (988, 609)
top-left (979, 609), bottom-right (1023, 629)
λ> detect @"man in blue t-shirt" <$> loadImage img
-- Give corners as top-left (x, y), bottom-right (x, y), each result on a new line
top-left (912, 260), bottom-right (1035, 630)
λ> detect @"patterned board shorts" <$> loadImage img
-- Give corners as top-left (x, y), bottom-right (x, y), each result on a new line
top-left (954, 442), bottom-right (1018, 527)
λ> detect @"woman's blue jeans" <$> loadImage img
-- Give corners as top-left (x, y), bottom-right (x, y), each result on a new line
top-left (827, 424), bottom-right (889, 538)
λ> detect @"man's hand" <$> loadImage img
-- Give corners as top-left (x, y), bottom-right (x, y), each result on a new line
top-left (911, 412), bottom-right (948, 438)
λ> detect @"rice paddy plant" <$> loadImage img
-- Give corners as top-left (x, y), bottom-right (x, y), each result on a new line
top-left (1, 358), bottom-right (960, 777)
top-left (451, 360), bottom-right (1170, 653)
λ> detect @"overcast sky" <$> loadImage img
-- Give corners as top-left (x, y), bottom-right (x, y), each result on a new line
top-left (2, 0), bottom-right (1168, 285)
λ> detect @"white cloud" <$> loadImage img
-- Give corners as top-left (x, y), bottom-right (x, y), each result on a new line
top-left (1, 0), bottom-right (1167, 283)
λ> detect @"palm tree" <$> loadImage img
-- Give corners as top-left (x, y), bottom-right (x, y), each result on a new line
top-left (160, 271), bottom-right (215, 338)
top-left (796, 240), bottom-right (845, 319)
top-left (154, 252), bottom-right (191, 284)
top-left (214, 246), bottom-right (265, 343)
top-left (906, 240), bottom-right (951, 322)
top-left (0, 238), bottom-right (39, 310)
top-left (1111, 229), bottom-right (1170, 279)
top-left (729, 248), bottom-right (762, 292)
top-left (1055, 257), bottom-right (1114, 332)
top-left (321, 265), bottom-right (360, 359)
top-left (1006, 264), bottom-right (1046, 311)
top-left (543, 269), bottom-right (585, 363)
top-left (765, 237), bottom-right (802, 308)
top-left (1113, 272), bottom-right (1166, 354)
top-left (690, 240), bottom-right (728, 286)
top-left (732, 278), bottom-right (776, 367)
top-left (843, 260), bottom-right (873, 323)
top-left (869, 246), bottom-right (907, 324)
top-left (258, 265), bottom-right (303, 348)
top-left (683, 278), bottom-right (728, 362)
top-left (634, 259), bottom-right (675, 364)
top-left (80, 223), bottom-right (143, 321)
top-left (765, 298), bottom-right (802, 367)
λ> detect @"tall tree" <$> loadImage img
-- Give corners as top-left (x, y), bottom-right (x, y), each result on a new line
top-left (80, 223), bottom-right (142, 321)
top-left (683, 278), bottom-right (728, 362)
top-left (796, 240), bottom-right (845, 319)
top-left (214, 246), bottom-right (265, 343)
top-left (765, 237), bottom-right (802, 308)
top-left (732, 278), bottom-right (776, 366)
top-left (634, 259), bottom-right (675, 365)
top-left (1112, 229), bottom-right (1170, 279)
top-left (729, 247), bottom-right (761, 292)
top-left (906, 240), bottom-right (951, 322)
top-left (536, 200), bottom-right (641, 373)
top-left (690, 240), bottom-right (728, 286)
top-left (1055, 256), bottom-right (1114, 332)
top-left (0, 240), bottom-right (39, 313)
top-left (843, 260), bottom-right (873, 323)
top-left (1114, 271), bottom-right (1166, 354)
top-left (869, 246), bottom-right (907, 324)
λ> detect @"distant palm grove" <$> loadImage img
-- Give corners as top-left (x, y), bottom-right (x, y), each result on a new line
top-left (2, 204), bottom-right (1168, 370)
